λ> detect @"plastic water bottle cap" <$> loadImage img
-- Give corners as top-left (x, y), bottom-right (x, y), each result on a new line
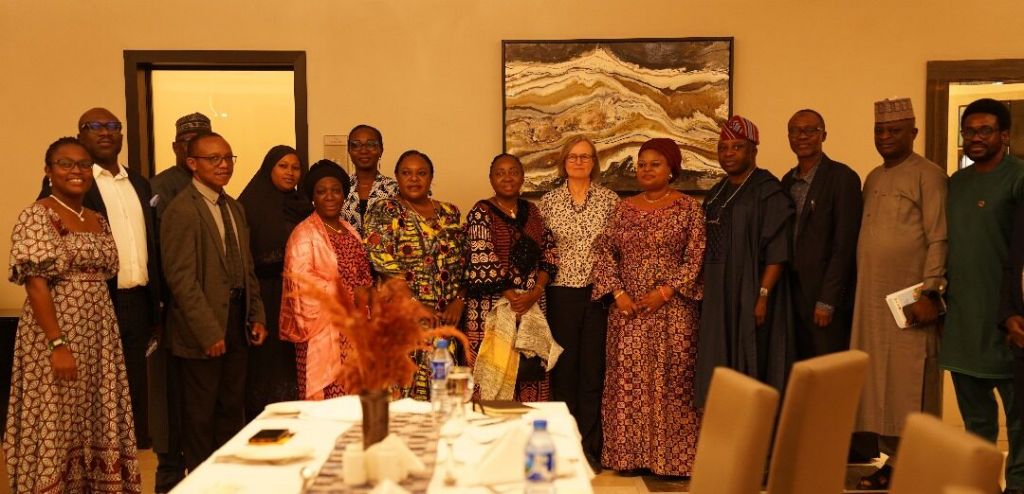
top-left (436, 339), bottom-right (449, 349)
top-left (533, 419), bottom-right (548, 431)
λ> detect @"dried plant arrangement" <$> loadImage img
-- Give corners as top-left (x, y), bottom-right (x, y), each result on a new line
top-left (291, 275), bottom-right (468, 394)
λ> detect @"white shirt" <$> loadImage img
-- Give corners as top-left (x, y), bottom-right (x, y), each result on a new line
top-left (93, 164), bottom-right (149, 289)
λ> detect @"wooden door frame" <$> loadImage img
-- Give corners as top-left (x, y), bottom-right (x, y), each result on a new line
top-left (123, 50), bottom-right (307, 177)
top-left (925, 59), bottom-right (1024, 169)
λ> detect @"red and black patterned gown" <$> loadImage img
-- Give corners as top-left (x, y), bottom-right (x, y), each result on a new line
top-left (463, 199), bottom-right (558, 401)
top-left (590, 196), bottom-right (705, 476)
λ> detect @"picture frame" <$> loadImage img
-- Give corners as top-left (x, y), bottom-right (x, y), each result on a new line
top-left (502, 37), bottom-right (734, 195)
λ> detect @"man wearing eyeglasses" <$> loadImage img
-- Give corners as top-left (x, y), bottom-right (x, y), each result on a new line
top-left (943, 98), bottom-right (1024, 494)
top-left (780, 110), bottom-right (862, 361)
top-left (37, 107), bottom-right (161, 453)
top-left (160, 131), bottom-right (267, 471)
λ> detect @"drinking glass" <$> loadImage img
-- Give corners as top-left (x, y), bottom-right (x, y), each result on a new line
top-left (446, 366), bottom-right (474, 417)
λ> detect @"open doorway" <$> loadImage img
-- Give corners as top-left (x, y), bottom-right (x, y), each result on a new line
top-left (151, 70), bottom-right (296, 197)
top-left (122, 50), bottom-right (308, 189)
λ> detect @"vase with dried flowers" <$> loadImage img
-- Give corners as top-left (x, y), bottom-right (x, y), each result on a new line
top-left (292, 275), bottom-right (468, 448)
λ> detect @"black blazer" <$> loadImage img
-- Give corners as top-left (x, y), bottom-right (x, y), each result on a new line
top-left (780, 154), bottom-right (862, 316)
top-left (38, 168), bottom-right (162, 325)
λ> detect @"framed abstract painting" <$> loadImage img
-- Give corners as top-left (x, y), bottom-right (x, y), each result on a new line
top-left (502, 37), bottom-right (733, 194)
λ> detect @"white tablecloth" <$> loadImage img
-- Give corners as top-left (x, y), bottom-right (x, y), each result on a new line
top-left (170, 397), bottom-right (594, 493)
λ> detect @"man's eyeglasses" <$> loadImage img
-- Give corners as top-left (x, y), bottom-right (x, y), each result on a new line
top-left (961, 126), bottom-right (999, 139)
top-left (788, 127), bottom-right (824, 137)
top-left (80, 121), bottom-right (123, 134)
top-left (566, 154), bottom-right (593, 163)
top-left (349, 140), bottom-right (381, 150)
top-left (190, 155), bottom-right (237, 166)
top-left (50, 159), bottom-right (93, 171)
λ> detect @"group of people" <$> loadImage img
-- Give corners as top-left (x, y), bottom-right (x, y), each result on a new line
top-left (6, 94), bottom-right (1024, 494)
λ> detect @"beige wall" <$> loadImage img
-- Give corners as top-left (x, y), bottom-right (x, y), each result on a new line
top-left (2, 0), bottom-right (1023, 308)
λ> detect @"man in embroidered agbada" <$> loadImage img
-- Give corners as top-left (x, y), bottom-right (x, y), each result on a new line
top-left (694, 115), bottom-right (795, 407)
top-left (851, 98), bottom-right (948, 490)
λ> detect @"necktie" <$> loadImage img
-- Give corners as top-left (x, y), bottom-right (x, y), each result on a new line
top-left (217, 195), bottom-right (244, 289)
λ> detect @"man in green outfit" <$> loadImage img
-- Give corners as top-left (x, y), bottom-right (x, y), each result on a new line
top-left (942, 98), bottom-right (1024, 494)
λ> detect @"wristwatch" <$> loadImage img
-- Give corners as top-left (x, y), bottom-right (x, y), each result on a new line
top-left (759, 287), bottom-right (770, 297)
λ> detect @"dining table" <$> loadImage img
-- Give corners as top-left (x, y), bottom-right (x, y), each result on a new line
top-left (170, 396), bottom-right (595, 493)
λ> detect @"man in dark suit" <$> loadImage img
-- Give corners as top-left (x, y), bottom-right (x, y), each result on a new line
top-left (160, 131), bottom-right (267, 470)
top-left (781, 109), bottom-right (870, 463)
top-left (780, 109), bottom-right (862, 360)
top-left (38, 107), bottom-right (162, 449)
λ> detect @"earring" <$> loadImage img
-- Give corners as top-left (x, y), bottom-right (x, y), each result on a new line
top-left (47, 177), bottom-right (52, 187)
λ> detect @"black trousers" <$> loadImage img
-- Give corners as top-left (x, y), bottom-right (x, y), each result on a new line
top-left (115, 286), bottom-right (152, 448)
top-left (152, 347), bottom-right (185, 492)
top-left (178, 297), bottom-right (248, 471)
top-left (546, 285), bottom-right (607, 461)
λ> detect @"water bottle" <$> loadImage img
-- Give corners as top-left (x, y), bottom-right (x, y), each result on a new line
top-left (525, 419), bottom-right (556, 493)
top-left (430, 339), bottom-right (453, 417)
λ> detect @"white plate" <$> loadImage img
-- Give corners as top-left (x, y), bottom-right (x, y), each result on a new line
top-left (232, 443), bottom-right (315, 462)
top-left (264, 401), bottom-right (305, 415)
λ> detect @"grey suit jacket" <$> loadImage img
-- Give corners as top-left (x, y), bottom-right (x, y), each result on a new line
top-left (160, 182), bottom-right (266, 359)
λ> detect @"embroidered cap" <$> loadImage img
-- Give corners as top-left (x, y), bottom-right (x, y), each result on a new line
top-left (720, 115), bottom-right (760, 145)
top-left (874, 98), bottom-right (915, 123)
top-left (175, 112), bottom-right (212, 138)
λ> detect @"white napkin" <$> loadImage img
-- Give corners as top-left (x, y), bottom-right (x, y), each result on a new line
top-left (364, 434), bottom-right (428, 482)
top-left (369, 479), bottom-right (410, 494)
top-left (461, 423), bottom-right (530, 486)
top-left (459, 421), bottom-right (578, 486)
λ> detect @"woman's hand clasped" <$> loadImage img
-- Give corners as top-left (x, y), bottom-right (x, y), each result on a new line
top-left (50, 346), bottom-right (77, 381)
top-left (616, 286), bottom-right (671, 318)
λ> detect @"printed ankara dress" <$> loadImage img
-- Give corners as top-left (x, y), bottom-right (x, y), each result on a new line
top-left (590, 196), bottom-right (706, 476)
top-left (5, 203), bottom-right (141, 492)
top-left (464, 199), bottom-right (558, 401)
top-left (364, 198), bottom-right (465, 400)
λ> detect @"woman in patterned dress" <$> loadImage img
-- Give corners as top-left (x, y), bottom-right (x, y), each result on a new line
top-left (238, 145), bottom-right (313, 418)
top-left (538, 136), bottom-right (619, 469)
top-left (5, 137), bottom-right (141, 492)
top-left (280, 160), bottom-right (373, 400)
top-left (591, 138), bottom-right (706, 476)
top-left (364, 150), bottom-right (466, 400)
top-left (340, 124), bottom-right (399, 233)
top-left (464, 153), bottom-right (558, 401)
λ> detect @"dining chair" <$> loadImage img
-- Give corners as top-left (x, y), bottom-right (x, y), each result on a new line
top-left (690, 367), bottom-right (780, 494)
top-left (889, 413), bottom-right (1003, 494)
top-left (765, 350), bottom-right (870, 494)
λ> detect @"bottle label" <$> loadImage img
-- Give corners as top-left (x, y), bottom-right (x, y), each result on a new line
top-left (432, 361), bottom-right (447, 380)
top-left (525, 451), bottom-right (554, 482)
